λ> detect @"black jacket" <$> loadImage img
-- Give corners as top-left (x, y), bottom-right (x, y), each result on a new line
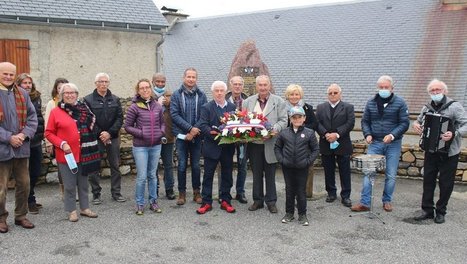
top-left (31, 96), bottom-right (44, 147)
top-left (84, 89), bottom-right (123, 139)
top-left (274, 126), bottom-right (319, 169)
top-left (287, 103), bottom-right (318, 131)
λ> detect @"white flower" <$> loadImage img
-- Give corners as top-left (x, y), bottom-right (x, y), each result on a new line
top-left (238, 127), bottom-right (246, 133)
top-left (260, 129), bottom-right (269, 137)
top-left (222, 129), bottom-right (228, 136)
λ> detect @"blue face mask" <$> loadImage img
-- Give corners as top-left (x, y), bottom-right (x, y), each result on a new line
top-left (378, 89), bottom-right (391, 99)
top-left (430, 94), bottom-right (444, 103)
top-left (154, 87), bottom-right (165, 94)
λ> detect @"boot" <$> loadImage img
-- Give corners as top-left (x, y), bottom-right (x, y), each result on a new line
top-left (59, 184), bottom-right (65, 201)
top-left (193, 189), bottom-right (202, 204)
top-left (306, 166), bottom-right (314, 199)
top-left (176, 192), bottom-right (186, 205)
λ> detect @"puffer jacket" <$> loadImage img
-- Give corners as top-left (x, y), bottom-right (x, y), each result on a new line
top-left (30, 96), bottom-right (44, 147)
top-left (84, 89), bottom-right (123, 139)
top-left (362, 94), bottom-right (409, 141)
top-left (274, 126), bottom-right (319, 169)
top-left (124, 95), bottom-right (165, 147)
top-left (170, 85), bottom-right (207, 137)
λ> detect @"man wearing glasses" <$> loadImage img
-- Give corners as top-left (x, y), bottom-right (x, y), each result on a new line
top-left (351, 75), bottom-right (409, 213)
top-left (84, 73), bottom-right (126, 205)
top-left (316, 84), bottom-right (355, 207)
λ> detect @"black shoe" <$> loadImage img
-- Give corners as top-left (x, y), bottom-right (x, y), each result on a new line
top-left (113, 195), bottom-right (126, 203)
top-left (235, 193), bottom-right (248, 204)
top-left (325, 195), bottom-right (337, 203)
top-left (166, 189), bottom-right (176, 200)
top-left (414, 211), bottom-right (434, 221)
top-left (341, 198), bottom-right (352, 208)
top-left (248, 202), bottom-right (264, 211)
top-left (92, 194), bottom-right (102, 205)
top-left (434, 214), bottom-right (445, 224)
top-left (267, 204), bottom-right (278, 214)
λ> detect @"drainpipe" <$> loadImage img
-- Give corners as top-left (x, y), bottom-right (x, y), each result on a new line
top-left (156, 17), bottom-right (180, 73)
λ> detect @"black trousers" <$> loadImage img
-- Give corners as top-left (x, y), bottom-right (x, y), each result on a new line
top-left (321, 153), bottom-right (352, 199)
top-left (247, 143), bottom-right (277, 205)
top-left (421, 152), bottom-right (458, 216)
top-left (282, 166), bottom-right (308, 215)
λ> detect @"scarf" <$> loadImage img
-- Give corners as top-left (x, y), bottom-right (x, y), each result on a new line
top-left (284, 99), bottom-right (304, 113)
top-left (375, 93), bottom-right (394, 116)
top-left (0, 84), bottom-right (27, 130)
top-left (59, 100), bottom-right (101, 176)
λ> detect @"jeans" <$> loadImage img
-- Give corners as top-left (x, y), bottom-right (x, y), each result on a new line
top-left (360, 139), bottom-right (401, 206)
top-left (160, 142), bottom-right (175, 191)
top-left (133, 145), bottom-right (161, 206)
top-left (175, 138), bottom-right (201, 193)
top-left (0, 158), bottom-right (29, 221)
top-left (88, 138), bottom-right (122, 198)
top-left (28, 145), bottom-right (43, 204)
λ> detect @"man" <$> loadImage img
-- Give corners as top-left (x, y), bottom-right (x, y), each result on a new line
top-left (197, 81), bottom-right (237, 214)
top-left (170, 68), bottom-right (207, 205)
top-left (0, 62), bottom-right (38, 233)
top-left (413, 79), bottom-right (467, 224)
top-left (84, 73), bottom-right (125, 204)
top-left (152, 73), bottom-right (176, 200)
top-left (224, 76), bottom-right (249, 203)
top-left (316, 84), bottom-right (355, 207)
top-left (243, 75), bottom-right (288, 213)
top-left (351, 75), bottom-right (409, 213)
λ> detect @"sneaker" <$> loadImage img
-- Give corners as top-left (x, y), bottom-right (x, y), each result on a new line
top-left (150, 201), bottom-right (162, 213)
top-left (35, 203), bottom-right (43, 209)
top-left (220, 201), bottom-right (236, 213)
top-left (166, 189), bottom-right (176, 200)
top-left (28, 203), bottom-right (39, 215)
top-left (136, 205), bottom-right (144, 215)
top-left (298, 214), bottom-right (309, 226)
top-left (92, 195), bottom-right (102, 205)
top-left (196, 203), bottom-right (212, 214)
top-left (281, 213), bottom-right (294, 223)
top-left (113, 195), bottom-right (127, 203)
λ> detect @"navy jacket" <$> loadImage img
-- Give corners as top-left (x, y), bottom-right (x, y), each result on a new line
top-left (274, 126), bottom-right (319, 169)
top-left (170, 85), bottom-right (207, 137)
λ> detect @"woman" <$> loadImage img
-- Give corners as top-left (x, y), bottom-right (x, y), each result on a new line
top-left (284, 84), bottom-right (318, 199)
top-left (15, 74), bottom-right (44, 214)
top-left (124, 79), bottom-right (165, 215)
top-left (45, 83), bottom-right (100, 222)
top-left (44, 78), bottom-right (69, 199)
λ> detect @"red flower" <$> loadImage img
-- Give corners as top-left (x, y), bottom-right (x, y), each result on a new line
top-left (249, 131), bottom-right (256, 137)
top-left (234, 132), bottom-right (242, 138)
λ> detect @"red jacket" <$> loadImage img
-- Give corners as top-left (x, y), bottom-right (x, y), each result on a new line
top-left (45, 107), bottom-right (81, 164)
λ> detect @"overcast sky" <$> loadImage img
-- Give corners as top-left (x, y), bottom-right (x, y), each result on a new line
top-left (153, 0), bottom-right (359, 18)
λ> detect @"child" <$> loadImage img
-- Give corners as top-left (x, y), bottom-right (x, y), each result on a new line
top-left (274, 106), bottom-right (319, 226)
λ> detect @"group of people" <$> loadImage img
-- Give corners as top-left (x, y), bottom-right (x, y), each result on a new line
top-left (1, 60), bottom-right (466, 234)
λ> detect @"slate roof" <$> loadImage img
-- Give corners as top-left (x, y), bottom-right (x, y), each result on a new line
top-left (161, 0), bottom-right (467, 113)
top-left (0, 0), bottom-right (168, 32)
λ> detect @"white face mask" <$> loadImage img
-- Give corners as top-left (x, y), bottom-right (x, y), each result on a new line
top-left (64, 153), bottom-right (78, 174)
top-left (378, 90), bottom-right (391, 99)
top-left (430, 94), bottom-right (444, 103)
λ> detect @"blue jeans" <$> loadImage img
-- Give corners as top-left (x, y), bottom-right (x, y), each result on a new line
top-left (175, 138), bottom-right (201, 193)
top-left (160, 143), bottom-right (174, 191)
top-left (133, 145), bottom-right (161, 206)
top-left (360, 139), bottom-right (402, 206)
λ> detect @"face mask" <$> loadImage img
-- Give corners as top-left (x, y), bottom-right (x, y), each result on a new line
top-left (64, 153), bottom-right (78, 174)
top-left (378, 89), bottom-right (391, 99)
top-left (154, 87), bottom-right (165, 94)
top-left (330, 141), bottom-right (340, 150)
top-left (430, 94), bottom-right (444, 103)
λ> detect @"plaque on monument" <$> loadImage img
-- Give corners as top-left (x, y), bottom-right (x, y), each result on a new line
top-left (240, 66), bottom-right (259, 96)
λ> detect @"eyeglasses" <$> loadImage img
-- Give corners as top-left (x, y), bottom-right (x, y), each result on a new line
top-left (97, 80), bottom-right (109, 84)
top-left (139, 86), bottom-right (152, 90)
top-left (63, 91), bottom-right (77, 95)
top-left (328, 92), bottom-right (339, 95)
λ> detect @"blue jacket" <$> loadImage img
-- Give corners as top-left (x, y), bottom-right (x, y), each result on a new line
top-left (362, 94), bottom-right (409, 141)
top-left (170, 85), bottom-right (207, 137)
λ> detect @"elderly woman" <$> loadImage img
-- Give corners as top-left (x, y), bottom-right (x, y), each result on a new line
top-left (45, 83), bottom-right (100, 222)
top-left (284, 84), bottom-right (318, 199)
top-left (124, 79), bottom-right (165, 215)
top-left (14, 74), bottom-right (44, 214)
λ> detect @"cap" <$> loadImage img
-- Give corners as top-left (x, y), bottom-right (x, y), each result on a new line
top-left (289, 106), bottom-right (305, 117)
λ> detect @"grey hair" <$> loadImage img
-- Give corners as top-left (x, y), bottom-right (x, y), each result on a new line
top-left (229, 76), bottom-right (244, 85)
top-left (427, 79), bottom-right (448, 93)
top-left (327, 83), bottom-right (342, 93)
top-left (256, 75), bottom-right (270, 85)
top-left (377, 75), bottom-right (394, 87)
top-left (95, 72), bottom-right (110, 82)
top-left (211, 80), bottom-right (227, 91)
top-left (59, 83), bottom-right (79, 100)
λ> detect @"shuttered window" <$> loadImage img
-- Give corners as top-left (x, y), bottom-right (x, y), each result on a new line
top-left (0, 39), bottom-right (30, 74)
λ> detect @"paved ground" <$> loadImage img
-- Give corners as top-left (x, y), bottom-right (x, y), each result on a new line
top-left (2, 168), bottom-right (467, 264)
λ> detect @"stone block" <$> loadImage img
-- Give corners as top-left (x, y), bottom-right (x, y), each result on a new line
top-left (397, 169), bottom-right (407, 176)
top-left (456, 170), bottom-right (463, 176)
top-left (401, 145), bottom-right (411, 152)
top-left (402, 151), bottom-right (416, 163)
top-left (415, 160), bottom-right (425, 168)
top-left (101, 168), bottom-right (111, 177)
top-left (120, 165), bottom-right (131, 175)
top-left (457, 162), bottom-right (467, 170)
top-left (398, 161), bottom-right (411, 169)
top-left (463, 171), bottom-right (467, 182)
top-left (46, 171), bottom-right (60, 184)
top-left (407, 167), bottom-right (420, 176)
top-left (414, 151), bottom-right (425, 160)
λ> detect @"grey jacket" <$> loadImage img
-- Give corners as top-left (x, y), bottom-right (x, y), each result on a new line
top-left (242, 93), bottom-right (288, 163)
top-left (416, 96), bottom-right (467, 157)
top-left (0, 86), bottom-right (38, 161)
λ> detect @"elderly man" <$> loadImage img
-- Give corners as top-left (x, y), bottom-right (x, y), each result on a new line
top-left (224, 76), bottom-right (249, 203)
top-left (413, 79), bottom-right (467, 224)
top-left (351, 75), bottom-right (409, 213)
top-left (243, 75), bottom-right (288, 213)
top-left (84, 73), bottom-right (125, 204)
top-left (170, 68), bottom-right (207, 205)
top-left (316, 84), bottom-right (355, 207)
top-left (0, 62), bottom-right (38, 233)
top-left (197, 81), bottom-right (237, 214)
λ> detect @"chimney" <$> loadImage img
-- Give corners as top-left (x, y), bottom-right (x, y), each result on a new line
top-left (161, 6), bottom-right (189, 24)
